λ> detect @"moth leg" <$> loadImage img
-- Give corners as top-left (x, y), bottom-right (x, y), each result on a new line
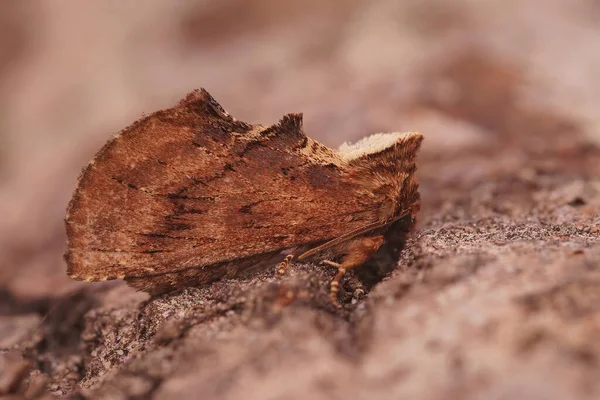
top-left (276, 254), bottom-right (294, 276)
top-left (323, 235), bottom-right (385, 306)
top-left (329, 267), bottom-right (346, 305)
top-left (322, 260), bottom-right (342, 268)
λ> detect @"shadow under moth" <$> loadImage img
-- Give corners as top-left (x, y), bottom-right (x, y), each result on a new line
top-left (65, 89), bottom-right (423, 305)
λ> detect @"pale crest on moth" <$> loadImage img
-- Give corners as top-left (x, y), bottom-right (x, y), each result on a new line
top-left (65, 89), bottom-right (423, 304)
top-left (338, 132), bottom-right (415, 160)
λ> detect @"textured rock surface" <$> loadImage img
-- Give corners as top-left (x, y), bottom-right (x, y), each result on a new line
top-left (1, 1), bottom-right (600, 399)
top-left (16, 125), bottom-right (600, 399)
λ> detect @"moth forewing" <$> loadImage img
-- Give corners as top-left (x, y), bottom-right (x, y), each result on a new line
top-left (65, 89), bottom-right (423, 302)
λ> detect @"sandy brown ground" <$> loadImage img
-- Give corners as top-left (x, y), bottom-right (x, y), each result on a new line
top-left (1, 1), bottom-right (599, 399)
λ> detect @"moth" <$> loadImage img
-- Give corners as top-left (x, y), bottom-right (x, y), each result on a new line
top-left (65, 89), bottom-right (423, 305)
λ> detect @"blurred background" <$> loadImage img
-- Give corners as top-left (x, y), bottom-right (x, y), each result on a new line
top-left (1, 0), bottom-right (600, 304)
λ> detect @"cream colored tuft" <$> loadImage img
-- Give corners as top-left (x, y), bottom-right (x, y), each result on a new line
top-left (338, 132), bottom-right (420, 161)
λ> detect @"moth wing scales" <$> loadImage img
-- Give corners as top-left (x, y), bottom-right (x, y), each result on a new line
top-left (66, 89), bottom-right (379, 294)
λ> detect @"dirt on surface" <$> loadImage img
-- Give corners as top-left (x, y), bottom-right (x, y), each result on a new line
top-left (1, 1), bottom-right (600, 399)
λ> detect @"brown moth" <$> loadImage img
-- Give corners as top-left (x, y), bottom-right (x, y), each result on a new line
top-left (65, 89), bottom-right (423, 304)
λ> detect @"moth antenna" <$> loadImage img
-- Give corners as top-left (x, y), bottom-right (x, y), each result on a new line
top-left (298, 224), bottom-right (374, 260)
top-left (298, 212), bottom-right (410, 260)
top-left (298, 222), bottom-right (380, 260)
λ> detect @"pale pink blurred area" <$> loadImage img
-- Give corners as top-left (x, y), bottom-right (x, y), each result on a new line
top-left (1, 0), bottom-right (600, 298)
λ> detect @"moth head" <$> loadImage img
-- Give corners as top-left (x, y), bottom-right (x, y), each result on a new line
top-left (338, 132), bottom-right (423, 221)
